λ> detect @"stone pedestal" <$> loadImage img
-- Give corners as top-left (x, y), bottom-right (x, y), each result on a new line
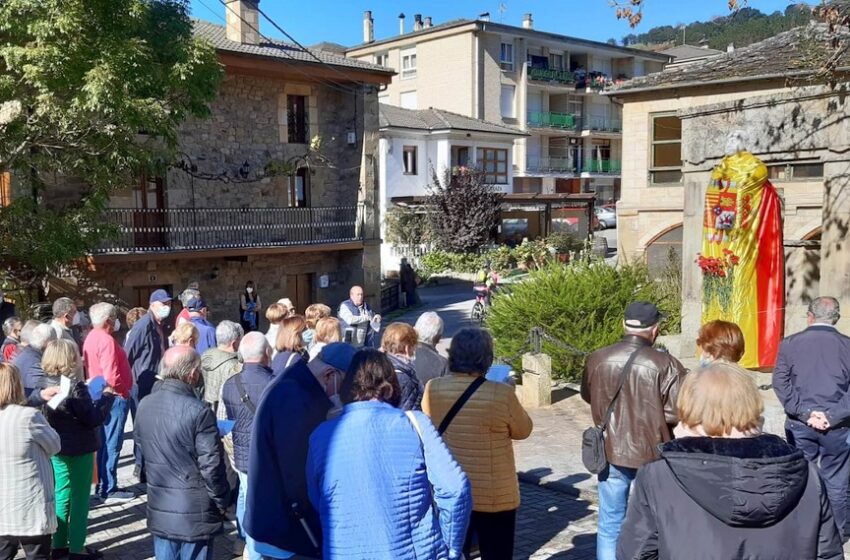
top-left (518, 352), bottom-right (552, 409)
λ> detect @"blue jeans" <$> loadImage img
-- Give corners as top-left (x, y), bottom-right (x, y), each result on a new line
top-left (597, 463), bottom-right (637, 560)
top-left (236, 470), bottom-right (262, 560)
top-left (153, 536), bottom-right (213, 560)
top-left (97, 395), bottom-right (129, 496)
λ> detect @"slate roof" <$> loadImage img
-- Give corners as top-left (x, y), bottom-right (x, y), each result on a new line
top-left (193, 20), bottom-right (392, 74)
top-left (613, 25), bottom-right (848, 94)
top-left (659, 44), bottom-right (724, 60)
top-left (379, 104), bottom-right (527, 136)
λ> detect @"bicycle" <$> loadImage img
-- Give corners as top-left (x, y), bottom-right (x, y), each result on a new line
top-left (470, 285), bottom-right (490, 325)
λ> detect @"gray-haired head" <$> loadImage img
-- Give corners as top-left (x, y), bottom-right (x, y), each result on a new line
top-left (89, 302), bottom-right (117, 329)
top-left (414, 311), bottom-right (444, 346)
top-left (2, 316), bottom-right (21, 337)
top-left (448, 327), bottom-right (494, 375)
top-left (159, 346), bottom-right (201, 384)
top-left (216, 320), bottom-right (243, 348)
top-left (29, 323), bottom-right (57, 352)
top-left (180, 288), bottom-right (201, 306)
top-left (239, 331), bottom-right (270, 364)
top-left (19, 320), bottom-right (40, 346)
top-left (52, 297), bottom-right (76, 320)
top-left (808, 296), bottom-right (840, 325)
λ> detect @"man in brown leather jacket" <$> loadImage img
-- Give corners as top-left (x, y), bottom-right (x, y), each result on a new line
top-left (580, 301), bottom-right (687, 560)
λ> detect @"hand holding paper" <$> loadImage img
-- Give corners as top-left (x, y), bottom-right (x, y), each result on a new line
top-left (47, 376), bottom-right (71, 410)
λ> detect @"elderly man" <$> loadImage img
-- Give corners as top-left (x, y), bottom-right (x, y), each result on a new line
top-left (135, 346), bottom-right (228, 559)
top-left (50, 297), bottom-right (78, 346)
top-left (245, 342), bottom-right (356, 559)
top-left (83, 302), bottom-right (135, 503)
top-left (13, 322), bottom-right (57, 396)
top-left (201, 320), bottom-right (243, 413)
top-left (338, 285), bottom-right (380, 348)
top-left (774, 296), bottom-right (850, 538)
top-left (186, 297), bottom-right (216, 355)
top-left (1, 315), bottom-right (22, 362)
top-left (124, 289), bottom-right (173, 482)
top-left (220, 332), bottom-right (274, 560)
top-left (581, 302), bottom-right (687, 560)
top-left (414, 311), bottom-right (449, 385)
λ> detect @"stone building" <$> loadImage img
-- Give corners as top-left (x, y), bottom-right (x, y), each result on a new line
top-left (21, 1), bottom-right (393, 321)
top-left (608, 25), bottom-right (850, 354)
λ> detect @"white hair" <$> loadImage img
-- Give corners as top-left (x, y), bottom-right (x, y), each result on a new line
top-left (216, 320), bottom-right (243, 347)
top-left (414, 312), bottom-right (444, 346)
top-left (624, 323), bottom-right (657, 336)
top-left (30, 323), bottom-right (57, 351)
top-left (239, 331), bottom-right (270, 363)
top-left (52, 297), bottom-right (75, 319)
top-left (89, 302), bottom-right (117, 328)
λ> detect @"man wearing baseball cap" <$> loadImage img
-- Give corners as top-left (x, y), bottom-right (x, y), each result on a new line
top-left (124, 288), bottom-right (173, 483)
top-left (580, 301), bottom-right (687, 560)
top-left (186, 296), bottom-right (216, 355)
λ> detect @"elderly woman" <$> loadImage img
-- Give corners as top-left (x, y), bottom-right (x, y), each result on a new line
top-left (303, 303), bottom-right (331, 350)
top-left (0, 363), bottom-right (61, 560)
top-left (696, 319), bottom-right (745, 365)
top-left (414, 311), bottom-right (449, 385)
top-left (307, 349), bottom-right (472, 559)
top-left (308, 316), bottom-right (342, 361)
top-left (381, 322), bottom-right (424, 411)
top-left (171, 322), bottom-right (199, 348)
top-left (422, 328), bottom-right (533, 560)
top-left (40, 339), bottom-right (115, 560)
top-left (618, 361), bottom-right (844, 559)
top-left (271, 315), bottom-right (308, 376)
top-left (264, 303), bottom-right (286, 359)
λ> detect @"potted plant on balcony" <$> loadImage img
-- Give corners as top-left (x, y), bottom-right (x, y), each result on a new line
top-left (546, 232), bottom-right (582, 263)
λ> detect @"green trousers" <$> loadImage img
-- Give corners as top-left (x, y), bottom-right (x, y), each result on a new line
top-left (52, 453), bottom-right (94, 553)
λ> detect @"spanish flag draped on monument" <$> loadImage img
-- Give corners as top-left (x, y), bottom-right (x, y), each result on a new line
top-left (699, 150), bottom-right (784, 368)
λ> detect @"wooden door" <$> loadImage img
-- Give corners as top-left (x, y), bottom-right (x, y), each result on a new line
top-left (286, 274), bottom-right (314, 315)
top-left (133, 176), bottom-right (166, 248)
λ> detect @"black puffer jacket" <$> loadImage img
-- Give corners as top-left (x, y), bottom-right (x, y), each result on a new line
top-left (220, 362), bottom-right (274, 473)
top-left (40, 376), bottom-right (113, 456)
top-left (135, 378), bottom-right (229, 542)
top-left (388, 353), bottom-right (423, 411)
top-left (617, 434), bottom-right (844, 560)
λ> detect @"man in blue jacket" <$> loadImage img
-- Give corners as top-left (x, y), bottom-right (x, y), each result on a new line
top-left (774, 296), bottom-right (850, 538)
top-left (244, 343), bottom-right (356, 559)
top-left (124, 289), bottom-right (172, 482)
top-left (186, 297), bottom-right (217, 355)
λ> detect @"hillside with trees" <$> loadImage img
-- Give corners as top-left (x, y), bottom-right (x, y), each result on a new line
top-left (618, 4), bottom-right (814, 49)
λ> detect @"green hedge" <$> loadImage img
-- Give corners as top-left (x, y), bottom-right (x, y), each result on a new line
top-left (485, 261), bottom-right (679, 382)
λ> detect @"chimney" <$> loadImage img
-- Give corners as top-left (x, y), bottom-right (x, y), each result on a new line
top-left (479, 12), bottom-right (490, 22)
top-left (726, 42), bottom-right (735, 53)
top-left (398, 13), bottom-right (405, 35)
top-left (413, 14), bottom-right (423, 32)
top-left (363, 10), bottom-right (374, 43)
top-left (225, 0), bottom-right (261, 45)
top-left (522, 13), bottom-right (533, 29)
top-left (424, 16), bottom-right (433, 28)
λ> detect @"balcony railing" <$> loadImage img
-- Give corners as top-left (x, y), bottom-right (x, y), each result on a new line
top-left (527, 111), bottom-right (580, 130)
top-left (527, 66), bottom-right (575, 85)
top-left (525, 157), bottom-right (580, 174)
top-left (582, 160), bottom-right (622, 174)
top-left (583, 116), bottom-right (623, 133)
top-left (94, 205), bottom-right (363, 254)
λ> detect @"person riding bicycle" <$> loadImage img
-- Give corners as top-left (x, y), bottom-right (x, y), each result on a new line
top-left (474, 262), bottom-right (499, 306)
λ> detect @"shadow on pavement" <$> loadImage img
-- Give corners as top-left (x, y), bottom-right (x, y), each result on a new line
top-left (514, 480), bottom-right (595, 560)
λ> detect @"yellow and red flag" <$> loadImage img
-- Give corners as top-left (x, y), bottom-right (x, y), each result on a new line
top-left (699, 151), bottom-right (784, 368)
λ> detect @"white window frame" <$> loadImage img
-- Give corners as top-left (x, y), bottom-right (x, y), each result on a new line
top-left (500, 85), bottom-right (516, 119)
top-left (401, 48), bottom-right (417, 79)
top-left (374, 53), bottom-right (389, 67)
top-left (403, 146), bottom-right (418, 175)
top-left (500, 42), bottom-right (514, 71)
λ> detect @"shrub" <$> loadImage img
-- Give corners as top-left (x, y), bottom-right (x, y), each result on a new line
top-left (546, 232), bottom-right (583, 254)
top-left (419, 251), bottom-right (454, 275)
top-left (513, 239), bottom-right (550, 269)
top-left (485, 261), bottom-right (670, 382)
top-left (484, 246), bottom-right (516, 273)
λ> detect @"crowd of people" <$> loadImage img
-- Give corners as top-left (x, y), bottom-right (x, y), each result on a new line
top-left (2, 281), bottom-right (850, 560)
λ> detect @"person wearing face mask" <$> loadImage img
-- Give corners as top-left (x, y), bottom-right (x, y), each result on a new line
top-left (244, 342), bottom-right (356, 560)
top-left (219, 332), bottom-right (275, 560)
top-left (580, 302), bottom-right (688, 560)
top-left (82, 302), bottom-right (136, 504)
top-left (239, 281), bottom-right (262, 333)
top-left (124, 289), bottom-right (173, 484)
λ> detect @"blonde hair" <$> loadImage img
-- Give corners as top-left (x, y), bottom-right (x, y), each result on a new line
top-left (265, 303), bottom-right (288, 325)
top-left (42, 339), bottom-right (80, 380)
top-left (677, 362), bottom-right (763, 437)
top-left (0, 363), bottom-right (26, 408)
top-left (381, 322), bottom-right (418, 356)
top-left (315, 316), bottom-right (342, 344)
top-left (276, 315), bottom-right (307, 353)
top-left (126, 307), bottom-right (146, 329)
top-left (172, 322), bottom-right (199, 348)
top-left (304, 304), bottom-right (332, 329)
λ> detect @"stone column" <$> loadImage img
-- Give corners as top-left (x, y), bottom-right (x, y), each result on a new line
top-left (519, 352), bottom-right (552, 408)
top-left (679, 169), bottom-right (711, 359)
top-left (820, 161), bottom-right (850, 331)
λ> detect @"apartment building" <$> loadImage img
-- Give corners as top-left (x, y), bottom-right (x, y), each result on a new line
top-left (347, 11), bottom-right (668, 204)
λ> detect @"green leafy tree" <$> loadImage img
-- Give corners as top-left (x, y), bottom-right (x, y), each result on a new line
top-left (385, 205), bottom-right (432, 250)
top-left (0, 0), bottom-right (222, 279)
top-left (426, 167), bottom-right (501, 254)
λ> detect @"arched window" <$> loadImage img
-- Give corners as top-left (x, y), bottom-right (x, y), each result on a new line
top-left (645, 224), bottom-right (682, 278)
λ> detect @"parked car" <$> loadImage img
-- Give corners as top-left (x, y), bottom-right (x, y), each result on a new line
top-left (594, 206), bottom-right (617, 229)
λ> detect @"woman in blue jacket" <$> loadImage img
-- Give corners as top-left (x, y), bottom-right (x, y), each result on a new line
top-left (307, 349), bottom-right (472, 560)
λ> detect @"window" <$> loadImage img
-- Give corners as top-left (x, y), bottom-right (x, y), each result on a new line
top-left (476, 147), bottom-right (509, 184)
top-left (401, 48), bottom-right (417, 79)
top-left (549, 53), bottom-right (564, 71)
top-left (374, 53), bottom-right (389, 67)
top-left (399, 90), bottom-right (417, 110)
top-left (0, 171), bottom-right (11, 207)
top-left (403, 146), bottom-right (417, 175)
top-left (500, 42), bottom-right (514, 71)
top-left (650, 113), bottom-right (682, 184)
top-left (287, 167), bottom-right (310, 207)
top-left (287, 94), bottom-right (308, 144)
top-left (451, 146), bottom-right (470, 168)
top-left (767, 162), bottom-right (824, 181)
top-left (500, 85), bottom-right (515, 118)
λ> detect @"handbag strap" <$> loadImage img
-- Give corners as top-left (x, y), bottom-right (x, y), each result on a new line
top-left (438, 376), bottom-right (486, 435)
top-left (599, 348), bottom-right (643, 432)
top-left (234, 373), bottom-right (256, 414)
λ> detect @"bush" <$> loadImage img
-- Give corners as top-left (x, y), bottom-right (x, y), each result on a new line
top-left (419, 251), bottom-right (454, 275)
top-left (484, 246), bottom-right (516, 273)
top-left (513, 239), bottom-right (550, 269)
top-left (485, 261), bottom-right (672, 382)
top-left (546, 232), bottom-right (583, 254)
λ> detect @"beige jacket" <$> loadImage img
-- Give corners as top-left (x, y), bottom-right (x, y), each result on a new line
top-left (423, 373), bottom-right (533, 512)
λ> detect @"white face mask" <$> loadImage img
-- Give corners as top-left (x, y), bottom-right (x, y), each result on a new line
top-left (246, 287), bottom-right (254, 294)
top-left (155, 305), bottom-right (171, 320)
top-left (113, 318), bottom-right (122, 332)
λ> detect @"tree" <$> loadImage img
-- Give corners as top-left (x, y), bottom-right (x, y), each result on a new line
top-left (385, 205), bottom-right (432, 250)
top-left (426, 168), bottom-right (502, 254)
top-left (0, 0), bottom-right (222, 279)
top-left (610, 0), bottom-right (747, 28)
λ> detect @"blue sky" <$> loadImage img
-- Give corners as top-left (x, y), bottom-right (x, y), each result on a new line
top-left (190, 0), bottom-right (801, 47)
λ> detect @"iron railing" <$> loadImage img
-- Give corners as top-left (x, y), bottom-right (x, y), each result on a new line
top-left (527, 111), bottom-right (580, 130)
top-left (582, 116), bottom-right (623, 132)
top-left (527, 66), bottom-right (575, 84)
top-left (525, 157), bottom-right (580, 174)
top-left (582, 160), bottom-right (622, 174)
top-left (95, 205), bottom-right (363, 254)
